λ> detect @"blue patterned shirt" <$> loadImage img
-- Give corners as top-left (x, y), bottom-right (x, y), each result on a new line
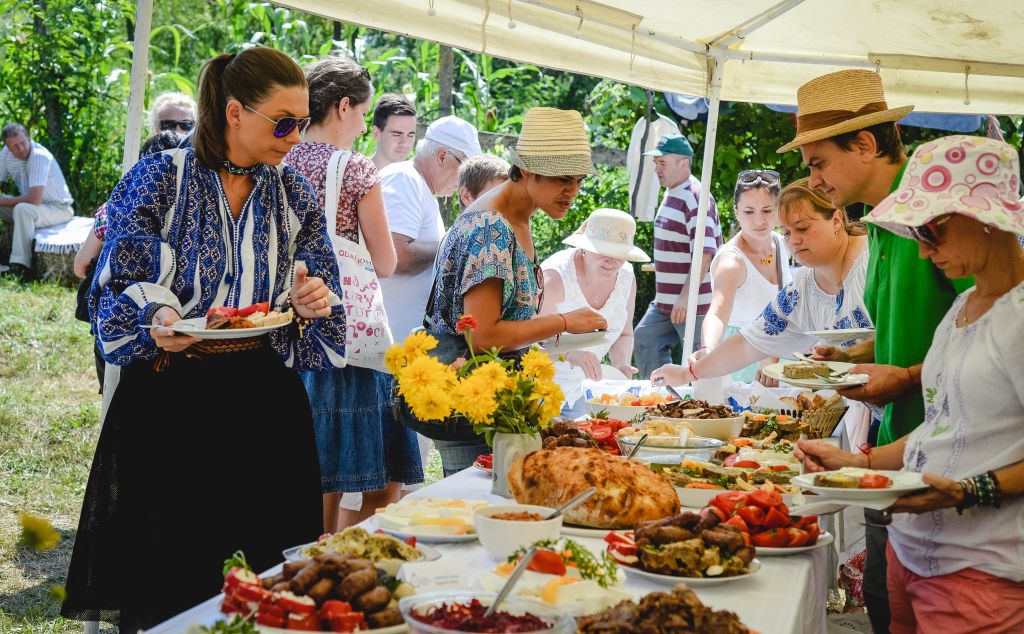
top-left (425, 209), bottom-right (539, 337)
top-left (90, 148), bottom-right (347, 369)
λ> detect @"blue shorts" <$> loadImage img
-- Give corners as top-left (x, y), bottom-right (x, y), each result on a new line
top-left (302, 366), bottom-right (424, 493)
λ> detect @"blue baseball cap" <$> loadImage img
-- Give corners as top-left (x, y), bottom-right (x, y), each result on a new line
top-left (643, 134), bottom-right (694, 157)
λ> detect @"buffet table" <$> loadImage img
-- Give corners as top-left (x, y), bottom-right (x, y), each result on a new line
top-left (146, 467), bottom-right (830, 634)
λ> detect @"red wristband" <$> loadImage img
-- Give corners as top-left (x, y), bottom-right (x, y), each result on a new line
top-left (688, 359), bottom-right (700, 381)
top-left (558, 313), bottom-right (568, 333)
top-left (858, 443), bottom-right (872, 470)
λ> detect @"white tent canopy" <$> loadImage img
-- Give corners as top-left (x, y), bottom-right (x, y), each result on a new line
top-left (118, 0), bottom-right (1024, 367)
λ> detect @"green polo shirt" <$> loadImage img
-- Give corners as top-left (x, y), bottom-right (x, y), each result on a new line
top-left (865, 162), bottom-right (974, 446)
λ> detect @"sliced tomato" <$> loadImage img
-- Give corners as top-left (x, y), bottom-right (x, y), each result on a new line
top-left (725, 515), bottom-right (750, 534)
top-left (259, 601), bottom-right (287, 619)
top-left (736, 505), bottom-right (766, 528)
top-left (608, 549), bottom-right (639, 565)
top-left (751, 528), bottom-right (790, 548)
top-left (237, 301), bottom-right (270, 317)
top-left (722, 453), bottom-right (741, 467)
top-left (804, 522), bottom-right (821, 544)
top-left (859, 474), bottom-right (892, 489)
top-left (786, 527), bottom-right (810, 547)
top-left (287, 612), bottom-right (321, 631)
top-left (733, 460), bottom-right (761, 469)
top-left (793, 515), bottom-right (819, 529)
top-left (321, 600), bottom-right (352, 620)
top-left (604, 531), bottom-right (636, 548)
top-left (748, 489), bottom-right (785, 510)
top-left (589, 426), bottom-right (612, 441)
top-left (329, 613), bottom-right (366, 633)
top-left (220, 595), bottom-right (248, 615)
top-left (527, 548), bottom-right (567, 576)
top-left (256, 610), bottom-right (289, 628)
top-left (771, 465), bottom-right (791, 471)
top-left (763, 507), bottom-right (791, 529)
top-left (404, 535), bottom-right (417, 547)
top-left (234, 583), bottom-right (268, 603)
top-left (710, 491), bottom-right (748, 517)
top-left (575, 420), bottom-right (593, 430)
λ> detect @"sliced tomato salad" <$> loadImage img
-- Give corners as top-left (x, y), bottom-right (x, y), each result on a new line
top-left (702, 491), bottom-right (822, 550)
top-left (581, 417), bottom-right (631, 454)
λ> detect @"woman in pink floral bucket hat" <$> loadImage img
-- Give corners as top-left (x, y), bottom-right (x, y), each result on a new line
top-left (795, 135), bottom-right (1024, 633)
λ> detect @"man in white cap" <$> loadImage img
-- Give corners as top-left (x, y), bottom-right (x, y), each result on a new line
top-left (378, 115), bottom-right (482, 343)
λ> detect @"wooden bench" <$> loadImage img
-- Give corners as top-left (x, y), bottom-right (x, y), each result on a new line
top-left (0, 216), bottom-right (92, 286)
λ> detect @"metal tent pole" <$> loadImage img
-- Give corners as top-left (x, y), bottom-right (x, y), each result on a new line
top-left (681, 55), bottom-right (722, 360)
top-left (121, 0), bottom-right (154, 175)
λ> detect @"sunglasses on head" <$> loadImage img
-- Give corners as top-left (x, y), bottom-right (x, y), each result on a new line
top-left (737, 169), bottom-right (781, 187)
top-left (159, 119), bottom-right (195, 132)
top-left (908, 215), bottom-right (952, 247)
top-left (243, 104), bottom-right (311, 138)
top-left (532, 260), bottom-right (545, 312)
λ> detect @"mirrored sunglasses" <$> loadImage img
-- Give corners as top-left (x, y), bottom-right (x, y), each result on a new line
top-left (244, 105), bottom-right (311, 138)
top-left (737, 169), bottom-right (781, 187)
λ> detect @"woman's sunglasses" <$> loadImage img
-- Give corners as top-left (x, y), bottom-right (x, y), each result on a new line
top-left (908, 215), bottom-right (952, 247)
top-left (532, 260), bottom-right (545, 311)
top-left (737, 169), bottom-right (781, 187)
top-left (244, 105), bottom-right (311, 138)
top-left (159, 119), bottom-right (195, 132)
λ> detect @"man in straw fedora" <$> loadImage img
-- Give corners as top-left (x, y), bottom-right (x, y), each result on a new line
top-left (633, 133), bottom-right (723, 379)
top-left (778, 68), bottom-right (974, 632)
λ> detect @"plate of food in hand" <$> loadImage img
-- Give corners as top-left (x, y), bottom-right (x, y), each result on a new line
top-left (155, 302), bottom-right (293, 339)
top-left (369, 498), bottom-right (489, 543)
top-left (761, 360), bottom-right (868, 389)
top-left (791, 468), bottom-right (927, 506)
top-left (698, 490), bottom-right (832, 556)
top-left (604, 510), bottom-right (761, 587)
top-left (219, 550), bottom-right (410, 632)
top-left (472, 454), bottom-right (493, 474)
top-left (282, 527), bottom-right (440, 570)
top-left (540, 329), bottom-right (610, 353)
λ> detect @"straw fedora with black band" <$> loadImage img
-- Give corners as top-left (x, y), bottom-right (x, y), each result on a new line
top-left (777, 69), bottom-right (915, 153)
top-left (507, 107), bottom-right (596, 177)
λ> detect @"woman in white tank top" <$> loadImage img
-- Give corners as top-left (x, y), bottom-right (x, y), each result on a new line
top-left (540, 209), bottom-right (649, 413)
top-left (702, 170), bottom-right (792, 383)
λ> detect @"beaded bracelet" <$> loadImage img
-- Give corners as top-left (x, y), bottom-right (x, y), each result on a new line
top-left (955, 471), bottom-right (1003, 514)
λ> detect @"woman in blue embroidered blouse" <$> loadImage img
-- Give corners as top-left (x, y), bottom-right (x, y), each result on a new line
top-left (423, 108), bottom-right (606, 475)
top-left (653, 179), bottom-right (870, 387)
top-left (62, 48), bottom-right (346, 633)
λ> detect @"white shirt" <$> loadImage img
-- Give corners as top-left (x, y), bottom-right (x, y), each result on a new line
top-left (890, 281), bottom-right (1024, 582)
top-left (0, 141), bottom-right (73, 204)
top-left (626, 115), bottom-right (679, 222)
top-left (740, 245), bottom-right (872, 357)
top-left (711, 234), bottom-right (793, 328)
top-left (378, 160), bottom-right (444, 342)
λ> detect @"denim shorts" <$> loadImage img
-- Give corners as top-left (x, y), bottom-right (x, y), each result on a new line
top-left (301, 366), bottom-right (424, 493)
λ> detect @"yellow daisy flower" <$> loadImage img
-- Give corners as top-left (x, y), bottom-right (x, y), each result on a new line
top-left (471, 361), bottom-right (508, 391)
top-left (406, 387), bottom-right (454, 421)
top-left (398, 354), bottom-right (452, 396)
top-left (520, 348), bottom-right (555, 382)
top-left (403, 330), bottom-right (438, 359)
top-left (454, 374), bottom-right (499, 423)
top-left (384, 345), bottom-right (407, 375)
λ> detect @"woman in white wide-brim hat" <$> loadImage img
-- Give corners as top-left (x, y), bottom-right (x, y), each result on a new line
top-left (795, 135), bottom-right (1024, 633)
top-left (424, 107), bottom-right (607, 475)
top-left (539, 208), bottom-right (647, 414)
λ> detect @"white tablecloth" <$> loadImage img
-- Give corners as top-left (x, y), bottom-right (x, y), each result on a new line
top-left (146, 468), bottom-right (829, 634)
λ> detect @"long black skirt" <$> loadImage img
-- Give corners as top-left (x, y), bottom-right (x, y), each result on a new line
top-left (61, 344), bottom-right (323, 632)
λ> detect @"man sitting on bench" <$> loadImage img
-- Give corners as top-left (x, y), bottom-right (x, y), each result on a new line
top-left (0, 123), bottom-right (74, 280)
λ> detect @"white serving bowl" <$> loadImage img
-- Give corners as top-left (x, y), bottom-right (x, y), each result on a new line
top-left (583, 399), bottom-right (650, 421)
top-left (643, 414), bottom-right (745, 441)
top-left (473, 504), bottom-right (562, 561)
top-left (400, 591), bottom-right (575, 634)
top-left (615, 434), bottom-right (723, 461)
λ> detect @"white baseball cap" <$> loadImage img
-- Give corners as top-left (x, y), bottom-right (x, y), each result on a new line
top-left (424, 115), bottom-right (482, 159)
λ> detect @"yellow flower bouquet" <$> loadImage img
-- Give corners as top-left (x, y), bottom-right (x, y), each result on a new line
top-left (387, 315), bottom-right (563, 445)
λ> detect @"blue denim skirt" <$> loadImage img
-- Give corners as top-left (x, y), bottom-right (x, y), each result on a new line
top-left (301, 366), bottom-right (424, 494)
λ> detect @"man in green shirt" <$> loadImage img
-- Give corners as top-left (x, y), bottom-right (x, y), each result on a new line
top-left (778, 69), bottom-right (971, 634)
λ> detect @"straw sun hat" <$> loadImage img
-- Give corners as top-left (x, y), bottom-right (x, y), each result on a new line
top-left (866, 135), bottom-right (1024, 238)
top-left (507, 107), bottom-right (596, 177)
top-left (777, 69), bottom-right (914, 153)
top-left (563, 208), bottom-right (650, 262)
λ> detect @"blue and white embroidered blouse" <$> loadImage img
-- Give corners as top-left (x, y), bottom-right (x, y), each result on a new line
top-left (740, 245), bottom-right (871, 357)
top-left (90, 148), bottom-right (347, 370)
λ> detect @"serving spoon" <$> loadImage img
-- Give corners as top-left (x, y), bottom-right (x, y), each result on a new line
top-left (544, 486), bottom-right (598, 520)
top-left (624, 434), bottom-right (649, 460)
top-left (482, 546), bottom-right (538, 618)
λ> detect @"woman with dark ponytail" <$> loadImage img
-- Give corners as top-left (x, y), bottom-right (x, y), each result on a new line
top-left (61, 47), bottom-right (347, 632)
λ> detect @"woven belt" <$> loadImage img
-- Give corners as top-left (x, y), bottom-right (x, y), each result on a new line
top-left (154, 336), bottom-right (266, 372)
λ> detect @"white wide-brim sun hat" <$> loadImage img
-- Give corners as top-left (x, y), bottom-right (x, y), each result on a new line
top-left (563, 207), bottom-right (650, 262)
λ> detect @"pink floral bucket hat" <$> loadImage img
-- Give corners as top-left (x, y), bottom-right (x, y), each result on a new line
top-left (866, 135), bottom-right (1024, 237)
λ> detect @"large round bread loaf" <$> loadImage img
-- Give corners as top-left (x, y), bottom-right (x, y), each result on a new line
top-left (507, 447), bottom-right (680, 529)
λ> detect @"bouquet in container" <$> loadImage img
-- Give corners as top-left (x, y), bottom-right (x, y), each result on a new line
top-left (385, 315), bottom-right (563, 444)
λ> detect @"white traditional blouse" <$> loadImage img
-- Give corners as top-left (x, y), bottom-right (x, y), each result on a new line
top-left (890, 281), bottom-right (1024, 582)
top-left (740, 246), bottom-right (872, 357)
top-left (91, 148), bottom-right (347, 370)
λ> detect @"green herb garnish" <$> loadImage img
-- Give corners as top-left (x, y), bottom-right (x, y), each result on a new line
top-left (509, 538), bottom-right (619, 588)
top-left (201, 615), bottom-right (259, 634)
top-left (222, 550), bottom-right (251, 576)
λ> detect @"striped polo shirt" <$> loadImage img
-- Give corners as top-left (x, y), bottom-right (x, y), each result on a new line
top-left (653, 176), bottom-right (722, 315)
top-left (0, 141), bottom-right (74, 205)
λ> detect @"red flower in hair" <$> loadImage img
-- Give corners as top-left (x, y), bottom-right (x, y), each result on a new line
top-left (456, 314), bottom-right (478, 333)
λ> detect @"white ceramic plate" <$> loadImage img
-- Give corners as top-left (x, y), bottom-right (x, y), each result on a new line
top-left (761, 361), bottom-right (868, 389)
top-left (144, 315), bottom-right (291, 340)
top-left (560, 523), bottom-right (614, 538)
top-left (282, 541), bottom-right (442, 563)
top-left (472, 460), bottom-right (493, 475)
top-left (790, 470), bottom-right (928, 507)
top-left (622, 558), bottom-right (761, 587)
top-left (756, 531), bottom-right (834, 556)
top-left (584, 400), bottom-right (650, 421)
top-left (805, 328), bottom-right (875, 342)
top-left (674, 486), bottom-right (805, 510)
top-left (366, 516), bottom-right (479, 544)
top-left (541, 330), bottom-right (610, 353)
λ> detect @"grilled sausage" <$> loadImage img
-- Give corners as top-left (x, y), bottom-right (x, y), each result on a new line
top-left (307, 577), bottom-right (337, 604)
top-left (354, 585), bottom-right (391, 613)
top-left (289, 560), bottom-right (323, 594)
top-left (366, 606), bottom-right (404, 628)
top-left (282, 560), bottom-right (310, 579)
top-left (261, 573), bottom-right (285, 589)
top-left (337, 568), bottom-right (378, 600)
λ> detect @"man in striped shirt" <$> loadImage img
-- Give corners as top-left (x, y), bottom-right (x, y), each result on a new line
top-left (0, 123), bottom-right (74, 280)
top-left (634, 134), bottom-right (722, 378)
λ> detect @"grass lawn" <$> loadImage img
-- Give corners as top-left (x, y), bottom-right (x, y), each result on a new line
top-left (0, 278), bottom-right (442, 633)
